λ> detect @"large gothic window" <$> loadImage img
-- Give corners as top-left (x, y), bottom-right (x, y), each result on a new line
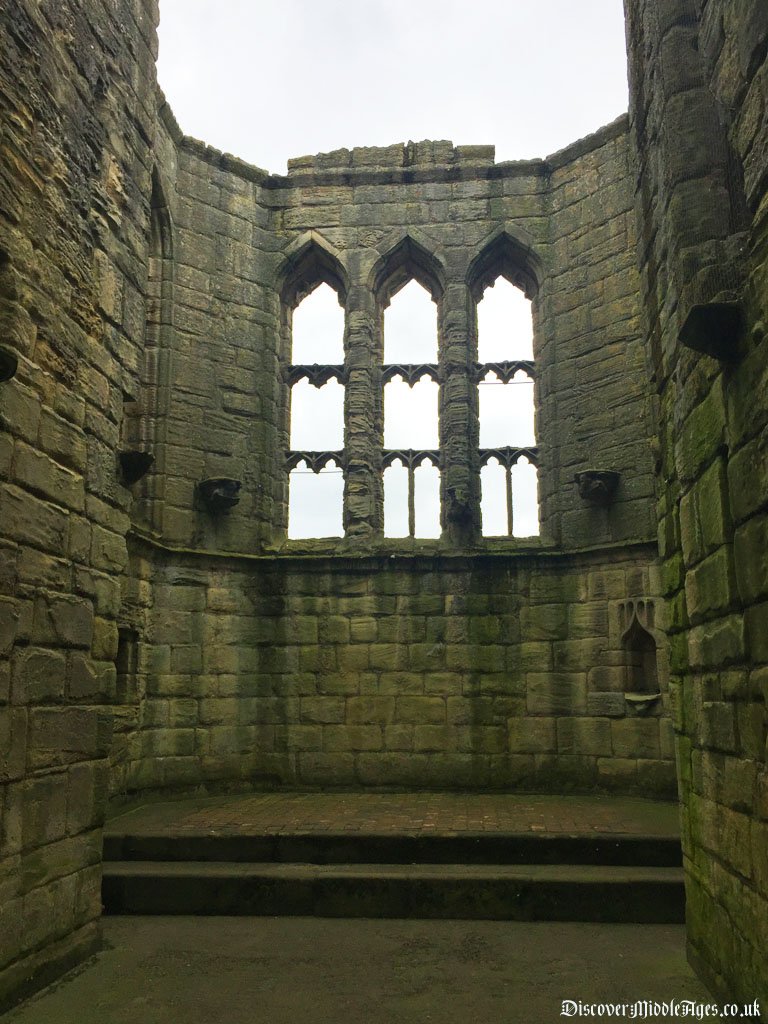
top-left (477, 277), bottom-right (539, 537)
top-left (382, 280), bottom-right (440, 538)
top-left (280, 232), bottom-right (542, 545)
top-left (286, 281), bottom-right (346, 538)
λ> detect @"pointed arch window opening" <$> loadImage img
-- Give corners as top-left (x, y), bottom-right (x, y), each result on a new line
top-left (477, 276), bottom-right (539, 538)
top-left (382, 279), bottom-right (441, 538)
top-left (480, 451), bottom-right (539, 537)
top-left (286, 281), bottom-right (347, 539)
top-left (279, 238), bottom-right (544, 546)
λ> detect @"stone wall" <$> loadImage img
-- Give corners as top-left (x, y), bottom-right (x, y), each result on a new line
top-left (133, 118), bottom-right (655, 554)
top-left (4, 0), bottom-right (740, 1007)
top-left (0, 0), bottom-right (159, 1006)
top-left (624, 0), bottom-right (768, 1009)
top-left (104, 116), bottom-right (673, 799)
top-left (113, 545), bottom-right (673, 796)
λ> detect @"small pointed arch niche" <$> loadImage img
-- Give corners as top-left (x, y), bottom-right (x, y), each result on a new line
top-left (619, 600), bottom-right (662, 713)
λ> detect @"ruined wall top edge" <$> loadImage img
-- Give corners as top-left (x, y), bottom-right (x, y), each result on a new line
top-left (158, 84), bottom-right (629, 187)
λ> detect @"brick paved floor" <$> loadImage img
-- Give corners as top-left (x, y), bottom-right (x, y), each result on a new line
top-left (106, 791), bottom-right (680, 838)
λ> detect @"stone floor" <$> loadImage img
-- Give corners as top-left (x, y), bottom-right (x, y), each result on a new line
top-left (3, 794), bottom-right (707, 1022)
top-left (106, 790), bottom-right (682, 839)
top-left (5, 917), bottom-right (712, 1024)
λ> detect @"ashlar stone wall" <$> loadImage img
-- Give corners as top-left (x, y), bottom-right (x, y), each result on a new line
top-left (0, 0), bottom-right (160, 1006)
top-left (624, 0), bottom-right (768, 1009)
top-left (116, 546), bottom-right (672, 795)
top-left (109, 118), bottom-right (674, 799)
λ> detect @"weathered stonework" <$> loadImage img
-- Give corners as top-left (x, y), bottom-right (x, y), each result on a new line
top-left (0, 0), bottom-right (160, 1005)
top-left (624, 0), bottom-right (768, 1011)
top-left (111, 545), bottom-right (672, 797)
top-left (0, 0), bottom-right (766, 1013)
top-left (96, 115), bottom-right (668, 808)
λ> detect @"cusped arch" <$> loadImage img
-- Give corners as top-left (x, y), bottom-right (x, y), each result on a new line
top-left (279, 231), bottom-right (349, 309)
top-left (369, 231), bottom-right (446, 306)
top-left (466, 226), bottom-right (543, 301)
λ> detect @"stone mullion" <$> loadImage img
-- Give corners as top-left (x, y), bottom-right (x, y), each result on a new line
top-left (505, 464), bottom-right (514, 538)
top-left (343, 286), bottom-right (381, 539)
top-left (439, 281), bottom-right (479, 545)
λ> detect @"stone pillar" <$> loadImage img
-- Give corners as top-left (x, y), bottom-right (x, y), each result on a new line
top-left (343, 284), bottom-right (382, 540)
top-left (439, 281), bottom-right (479, 545)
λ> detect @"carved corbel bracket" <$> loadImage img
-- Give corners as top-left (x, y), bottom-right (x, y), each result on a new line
top-left (575, 470), bottom-right (620, 505)
top-left (197, 477), bottom-right (242, 512)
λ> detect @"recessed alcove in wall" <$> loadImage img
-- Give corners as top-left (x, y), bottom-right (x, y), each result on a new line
top-left (115, 627), bottom-right (139, 703)
top-left (620, 600), bottom-right (660, 697)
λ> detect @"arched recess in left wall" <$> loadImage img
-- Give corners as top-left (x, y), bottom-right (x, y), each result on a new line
top-left (124, 167), bottom-right (175, 531)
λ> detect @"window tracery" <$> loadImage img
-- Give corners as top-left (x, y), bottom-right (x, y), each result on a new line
top-left (279, 233), bottom-right (541, 544)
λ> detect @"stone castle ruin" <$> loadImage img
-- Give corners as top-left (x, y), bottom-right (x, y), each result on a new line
top-left (0, 0), bottom-right (766, 1013)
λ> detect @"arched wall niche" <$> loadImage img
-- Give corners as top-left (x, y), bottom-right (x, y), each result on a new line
top-left (620, 600), bottom-right (661, 698)
top-left (123, 166), bottom-right (175, 531)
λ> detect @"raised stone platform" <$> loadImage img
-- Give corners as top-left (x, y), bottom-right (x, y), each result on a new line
top-left (103, 792), bottom-right (683, 922)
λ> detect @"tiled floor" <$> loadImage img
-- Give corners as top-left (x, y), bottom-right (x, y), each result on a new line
top-left (106, 791), bottom-right (681, 838)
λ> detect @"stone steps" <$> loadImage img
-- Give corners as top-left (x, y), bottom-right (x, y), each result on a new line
top-left (103, 831), bottom-right (682, 867)
top-left (102, 860), bottom-right (684, 921)
top-left (102, 828), bottom-right (684, 922)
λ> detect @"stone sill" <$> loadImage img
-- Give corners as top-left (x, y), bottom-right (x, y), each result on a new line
top-left (129, 529), bottom-right (656, 569)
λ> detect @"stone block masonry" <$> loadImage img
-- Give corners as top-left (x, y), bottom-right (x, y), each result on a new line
top-left (142, 113), bottom-right (653, 556)
top-left (0, 0), bottom-right (160, 1007)
top-left (4, 0), bottom-right (767, 1013)
top-left (625, 0), bottom-right (768, 1013)
top-left (112, 546), bottom-right (675, 798)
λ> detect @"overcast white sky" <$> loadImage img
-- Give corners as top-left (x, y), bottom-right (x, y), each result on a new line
top-left (156, 0), bottom-right (630, 175)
